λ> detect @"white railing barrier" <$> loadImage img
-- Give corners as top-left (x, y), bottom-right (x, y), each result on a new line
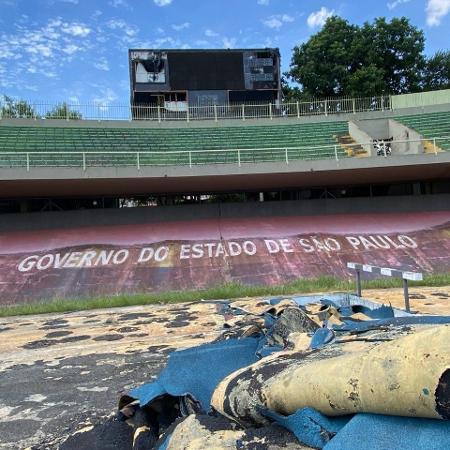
top-left (0, 96), bottom-right (392, 122)
top-left (0, 136), bottom-right (447, 171)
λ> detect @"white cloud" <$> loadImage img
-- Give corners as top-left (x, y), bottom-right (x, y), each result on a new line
top-left (387, 0), bottom-right (410, 10)
top-left (93, 88), bottom-right (118, 108)
top-left (172, 22), bottom-right (190, 31)
top-left (106, 19), bottom-right (138, 36)
top-left (109, 0), bottom-right (129, 7)
top-left (27, 44), bottom-right (53, 57)
top-left (62, 44), bottom-right (80, 54)
top-left (263, 14), bottom-right (294, 29)
top-left (0, 16), bottom-right (94, 87)
top-left (94, 57), bottom-right (110, 71)
top-left (205, 29), bottom-right (219, 37)
top-left (222, 37), bottom-right (237, 48)
top-left (426, 0), bottom-right (450, 26)
top-left (307, 7), bottom-right (334, 28)
top-left (153, 0), bottom-right (173, 6)
top-left (257, 0), bottom-right (269, 5)
top-left (61, 23), bottom-right (91, 37)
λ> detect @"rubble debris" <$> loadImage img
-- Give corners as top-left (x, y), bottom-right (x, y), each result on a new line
top-left (59, 294), bottom-right (450, 449)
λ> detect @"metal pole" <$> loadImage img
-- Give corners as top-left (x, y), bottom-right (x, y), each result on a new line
top-left (433, 137), bottom-right (437, 155)
top-left (334, 145), bottom-right (339, 161)
top-left (356, 270), bottom-right (362, 297)
top-left (157, 105), bottom-right (161, 123)
top-left (296, 101), bottom-right (300, 118)
top-left (214, 104), bottom-right (218, 122)
top-left (285, 148), bottom-right (288, 164)
top-left (352, 98), bottom-right (356, 114)
top-left (137, 152), bottom-right (140, 170)
top-left (189, 151), bottom-right (192, 168)
top-left (324, 99), bottom-right (328, 117)
top-left (242, 104), bottom-right (245, 121)
top-left (269, 103), bottom-right (273, 120)
top-left (186, 106), bottom-right (190, 123)
top-left (238, 149), bottom-right (241, 166)
top-left (403, 278), bottom-right (410, 312)
top-left (82, 152), bottom-right (86, 171)
top-left (26, 153), bottom-right (30, 171)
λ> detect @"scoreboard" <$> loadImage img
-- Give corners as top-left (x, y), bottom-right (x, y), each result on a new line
top-left (129, 48), bottom-right (281, 105)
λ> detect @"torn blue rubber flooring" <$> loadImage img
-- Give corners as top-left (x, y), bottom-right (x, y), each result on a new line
top-left (130, 337), bottom-right (260, 411)
top-left (334, 315), bottom-right (450, 332)
top-left (263, 407), bottom-right (350, 449)
top-left (310, 327), bottom-right (335, 349)
top-left (324, 414), bottom-right (450, 450)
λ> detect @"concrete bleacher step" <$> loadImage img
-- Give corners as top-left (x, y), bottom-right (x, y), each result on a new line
top-left (422, 140), bottom-right (443, 154)
top-left (337, 135), bottom-right (368, 157)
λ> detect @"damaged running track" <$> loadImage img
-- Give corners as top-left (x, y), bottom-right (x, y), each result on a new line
top-left (1, 286), bottom-right (450, 449)
top-left (0, 302), bottom-right (225, 450)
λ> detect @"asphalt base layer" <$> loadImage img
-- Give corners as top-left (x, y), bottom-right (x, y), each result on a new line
top-left (0, 286), bottom-right (449, 449)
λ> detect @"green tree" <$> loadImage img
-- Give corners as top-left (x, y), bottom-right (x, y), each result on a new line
top-left (0, 95), bottom-right (37, 118)
top-left (289, 17), bottom-right (358, 97)
top-left (359, 17), bottom-right (425, 94)
top-left (422, 51), bottom-right (450, 91)
top-left (45, 102), bottom-right (82, 120)
top-left (288, 16), bottom-right (426, 97)
top-left (346, 65), bottom-right (386, 96)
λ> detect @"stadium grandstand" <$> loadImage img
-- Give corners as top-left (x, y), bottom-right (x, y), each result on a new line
top-left (0, 49), bottom-right (449, 303)
top-left (0, 92), bottom-right (449, 211)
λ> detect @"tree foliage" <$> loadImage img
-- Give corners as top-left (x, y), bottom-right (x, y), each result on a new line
top-left (286, 16), bottom-right (447, 99)
top-left (0, 95), bottom-right (37, 118)
top-left (422, 51), bottom-right (450, 91)
top-left (45, 102), bottom-right (82, 120)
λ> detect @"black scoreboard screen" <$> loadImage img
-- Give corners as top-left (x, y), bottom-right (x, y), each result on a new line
top-left (130, 49), bottom-right (280, 93)
top-left (168, 52), bottom-right (245, 91)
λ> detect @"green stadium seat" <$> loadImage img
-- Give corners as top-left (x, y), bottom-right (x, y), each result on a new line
top-left (0, 121), bottom-right (348, 168)
top-left (395, 111), bottom-right (450, 151)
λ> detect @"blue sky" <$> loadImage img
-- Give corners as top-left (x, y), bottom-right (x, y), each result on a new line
top-left (0, 0), bottom-right (449, 105)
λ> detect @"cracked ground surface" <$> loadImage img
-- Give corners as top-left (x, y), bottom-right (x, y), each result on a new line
top-left (0, 286), bottom-right (449, 449)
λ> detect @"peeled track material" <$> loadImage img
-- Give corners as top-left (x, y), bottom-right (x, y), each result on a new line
top-left (1, 211), bottom-right (450, 304)
top-left (211, 325), bottom-right (450, 422)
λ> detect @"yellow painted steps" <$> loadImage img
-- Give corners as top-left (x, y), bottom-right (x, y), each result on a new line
top-left (336, 134), bottom-right (368, 157)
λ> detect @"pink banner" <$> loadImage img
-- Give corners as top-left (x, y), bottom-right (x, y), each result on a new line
top-left (1, 211), bottom-right (449, 304)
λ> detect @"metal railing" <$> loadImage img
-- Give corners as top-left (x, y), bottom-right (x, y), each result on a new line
top-left (0, 95), bottom-right (392, 122)
top-left (0, 136), bottom-right (447, 171)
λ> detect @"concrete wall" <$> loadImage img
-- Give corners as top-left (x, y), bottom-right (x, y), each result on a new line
top-left (1, 194), bottom-right (449, 233)
top-left (392, 89), bottom-right (450, 109)
top-left (348, 121), bottom-right (373, 155)
top-left (349, 119), bottom-right (424, 156)
top-left (356, 119), bottom-right (389, 139)
top-left (389, 119), bottom-right (423, 155)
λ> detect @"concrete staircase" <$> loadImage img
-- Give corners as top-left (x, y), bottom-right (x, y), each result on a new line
top-left (337, 134), bottom-right (368, 157)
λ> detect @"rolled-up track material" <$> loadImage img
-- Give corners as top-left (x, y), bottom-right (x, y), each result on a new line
top-left (212, 325), bottom-right (450, 424)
